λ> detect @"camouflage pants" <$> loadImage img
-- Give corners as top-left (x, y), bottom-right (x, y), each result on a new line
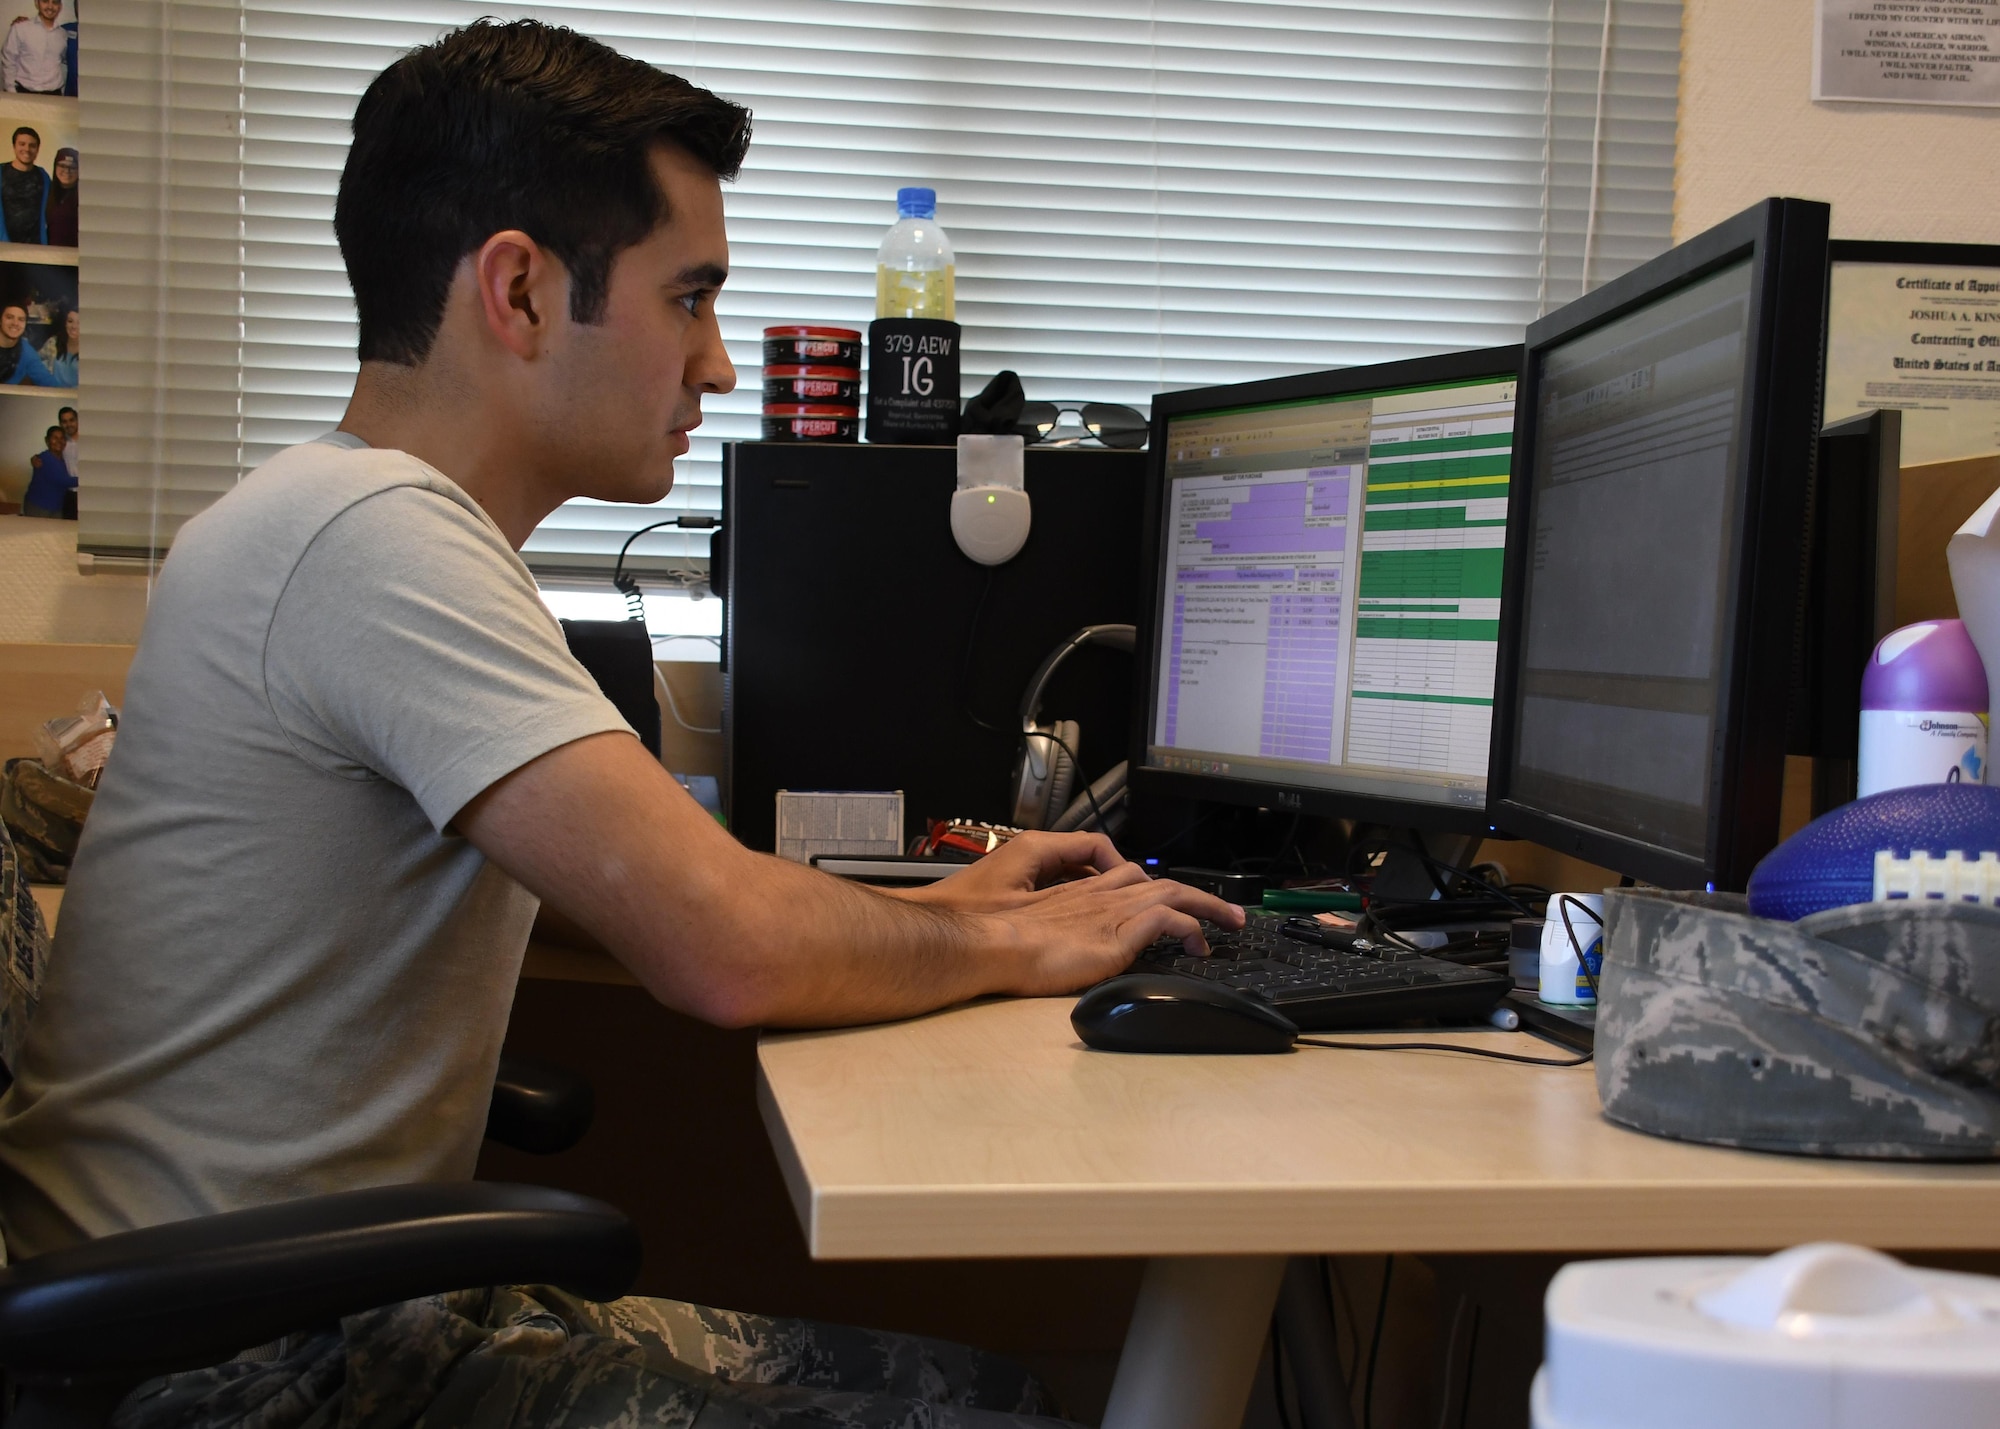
top-left (112, 1286), bottom-right (1082, 1429)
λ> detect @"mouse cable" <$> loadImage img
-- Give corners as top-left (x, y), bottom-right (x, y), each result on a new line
top-left (1296, 1036), bottom-right (1592, 1068)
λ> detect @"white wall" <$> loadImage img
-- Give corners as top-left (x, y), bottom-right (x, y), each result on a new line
top-left (0, 518), bottom-right (148, 644)
top-left (1677, 0), bottom-right (2000, 243)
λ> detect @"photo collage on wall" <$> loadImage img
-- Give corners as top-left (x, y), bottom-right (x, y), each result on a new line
top-left (0, 0), bottom-right (78, 518)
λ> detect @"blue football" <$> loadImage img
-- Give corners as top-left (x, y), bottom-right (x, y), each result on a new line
top-left (1746, 783), bottom-right (2000, 921)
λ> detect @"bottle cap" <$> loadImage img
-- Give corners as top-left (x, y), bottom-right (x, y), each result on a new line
top-left (1861, 619), bottom-right (1989, 714)
top-left (896, 186), bottom-right (937, 219)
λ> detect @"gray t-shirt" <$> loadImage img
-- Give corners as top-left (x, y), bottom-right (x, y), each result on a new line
top-left (0, 436), bottom-right (630, 1259)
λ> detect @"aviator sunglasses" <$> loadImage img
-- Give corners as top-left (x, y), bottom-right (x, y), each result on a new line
top-left (1014, 401), bottom-right (1149, 450)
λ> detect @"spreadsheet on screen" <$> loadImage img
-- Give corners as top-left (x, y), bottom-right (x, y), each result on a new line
top-left (1149, 374), bottom-right (1515, 811)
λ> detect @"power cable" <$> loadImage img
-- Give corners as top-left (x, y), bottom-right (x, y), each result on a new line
top-left (1322, 1256), bottom-right (1360, 1381)
top-left (613, 515), bottom-right (721, 620)
top-left (654, 664), bottom-right (720, 736)
top-left (1435, 1295), bottom-right (1470, 1429)
top-left (1457, 1306), bottom-right (1483, 1429)
top-left (1362, 1255), bottom-right (1394, 1429)
top-left (1270, 1321), bottom-right (1294, 1429)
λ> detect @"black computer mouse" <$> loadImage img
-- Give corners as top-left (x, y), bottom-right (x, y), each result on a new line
top-left (1071, 973), bottom-right (1300, 1054)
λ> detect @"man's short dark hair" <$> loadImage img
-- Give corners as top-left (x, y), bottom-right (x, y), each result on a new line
top-left (11, 128), bottom-right (37, 145)
top-left (57, 405), bottom-right (75, 420)
top-left (44, 426), bottom-right (59, 441)
top-left (335, 19), bottom-right (752, 366)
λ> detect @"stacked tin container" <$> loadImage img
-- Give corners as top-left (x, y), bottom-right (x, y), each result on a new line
top-left (762, 325), bottom-right (862, 443)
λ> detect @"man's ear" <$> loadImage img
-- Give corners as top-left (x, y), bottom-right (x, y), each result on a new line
top-left (470, 229), bottom-right (565, 362)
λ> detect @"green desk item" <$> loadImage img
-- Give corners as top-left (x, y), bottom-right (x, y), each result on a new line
top-left (1261, 889), bottom-right (1362, 913)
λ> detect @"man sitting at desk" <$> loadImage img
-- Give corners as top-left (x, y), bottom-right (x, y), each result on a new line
top-left (0, 18), bottom-right (1237, 1429)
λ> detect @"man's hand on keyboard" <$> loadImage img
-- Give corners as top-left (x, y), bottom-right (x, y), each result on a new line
top-left (890, 831), bottom-right (1242, 995)
top-left (895, 831), bottom-right (1128, 913)
top-left (976, 862), bottom-right (1245, 997)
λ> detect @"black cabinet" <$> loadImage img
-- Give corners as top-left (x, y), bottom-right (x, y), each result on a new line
top-left (721, 442), bottom-right (1147, 853)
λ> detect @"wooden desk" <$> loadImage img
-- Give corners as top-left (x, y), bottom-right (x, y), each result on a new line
top-left (757, 996), bottom-right (2000, 1429)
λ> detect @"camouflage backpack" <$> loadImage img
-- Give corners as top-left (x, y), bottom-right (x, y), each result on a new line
top-left (0, 756), bottom-right (93, 885)
top-left (0, 814), bottom-right (48, 1079)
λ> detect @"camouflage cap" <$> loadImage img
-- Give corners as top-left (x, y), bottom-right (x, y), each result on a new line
top-left (1597, 889), bottom-right (2000, 1159)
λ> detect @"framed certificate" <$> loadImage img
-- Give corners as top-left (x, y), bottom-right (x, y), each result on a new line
top-left (1826, 241), bottom-right (2000, 467)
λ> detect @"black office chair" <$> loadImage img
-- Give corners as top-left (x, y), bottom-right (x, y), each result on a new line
top-left (0, 823), bottom-right (638, 1426)
top-left (0, 1057), bottom-right (639, 1428)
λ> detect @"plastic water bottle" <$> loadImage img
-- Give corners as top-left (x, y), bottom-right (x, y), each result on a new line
top-left (867, 187), bottom-right (960, 444)
top-left (1858, 618), bottom-right (1988, 797)
top-left (876, 187), bottom-right (954, 320)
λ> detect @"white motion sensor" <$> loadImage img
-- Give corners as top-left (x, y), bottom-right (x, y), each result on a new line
top-left (951, 434), bottom-right (1031, 565)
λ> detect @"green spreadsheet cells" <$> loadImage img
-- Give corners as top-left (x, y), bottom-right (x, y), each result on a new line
top-left (1364, 507), bottom-right (1507, 532)
top-left (1368, 432), bottom-right (1511, 458)
top-left (1349, 689), bottom-right (1495, 707)
top-left (1356, 547), bottom-right (1503, 600)
top-left (1365, 453), bottom-right (1511, 487)
top-left (1364, 478), bottom-right (1510, 507)
top-left (1354, 617), bottom-right (1501, 641)
top-left (1359, 602), bottom-right (1461, 612)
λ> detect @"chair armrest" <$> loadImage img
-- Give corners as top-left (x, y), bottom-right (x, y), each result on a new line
top-left (487, 1054), bottom-right (596, 1154)
top-left (0, 1181), bottom-right (639, 1383)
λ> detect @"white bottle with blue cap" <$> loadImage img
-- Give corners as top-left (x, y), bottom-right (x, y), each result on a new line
top-left (876, 187), bottom-right (954, 320)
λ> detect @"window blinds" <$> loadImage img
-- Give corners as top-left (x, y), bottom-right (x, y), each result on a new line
top-left (81, 0), bottom-right (1679, 576)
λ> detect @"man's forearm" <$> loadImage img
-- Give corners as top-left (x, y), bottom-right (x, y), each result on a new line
top-left (462, 732), bottom-right (1228, 1032)
top-left (636, 849), bottom-right (1003, 1028)
top-left (460, 732), bottom-right (1018, 1028)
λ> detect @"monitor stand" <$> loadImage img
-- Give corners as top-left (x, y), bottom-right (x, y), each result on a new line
top-left (1357, 828), bottom-right (1484, 902)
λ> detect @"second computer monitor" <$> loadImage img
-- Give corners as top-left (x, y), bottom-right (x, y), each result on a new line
top-left (1488, 197), bottom-right (1832, 889)
top-left (1130, 346), bottom-right (1523, 833)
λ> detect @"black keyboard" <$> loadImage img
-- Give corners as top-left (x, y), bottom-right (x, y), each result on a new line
top-left (1126, 911), bottom-right (1512, 1031)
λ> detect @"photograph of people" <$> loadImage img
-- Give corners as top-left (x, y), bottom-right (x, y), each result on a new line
top-left (0, 302), bottom-right (57, 384)
top-left (37, 300), bottom-right (73, 381)
top-left (0, 124), bottom-right (48, 244)
top-left (0, 105), bottom-right (82, 251)
top-left (0, 259), bottom-right (77, 383)
top-left (0, 390), bottom-right (72, 513)
top-left (18, 418), bottom-right (67, 515)
top-left (0, 0), bottom-right (74, 97)
top-left (44, 142), bottom-right (72, 244)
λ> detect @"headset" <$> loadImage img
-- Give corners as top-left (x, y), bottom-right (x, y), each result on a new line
top-left (1009, 623), bottom-right (1136, 830)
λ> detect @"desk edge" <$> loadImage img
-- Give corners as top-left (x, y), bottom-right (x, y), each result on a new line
top-left (755, 1065), bottom-right (818, 1252)
top-left (793, 1179), bottom-right (2000, 1261)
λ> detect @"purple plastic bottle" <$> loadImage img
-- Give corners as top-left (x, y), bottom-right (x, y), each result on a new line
top-left (1858, 619), bottom-right (1988, 797)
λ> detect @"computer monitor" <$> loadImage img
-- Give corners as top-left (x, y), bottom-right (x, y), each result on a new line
top-left (1791, 409), bottom-right (1901, 817)
top-left (1128, 346), bottom-right (1523, 835)
top-left (1487, 197), bottom-right (1833, 890)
